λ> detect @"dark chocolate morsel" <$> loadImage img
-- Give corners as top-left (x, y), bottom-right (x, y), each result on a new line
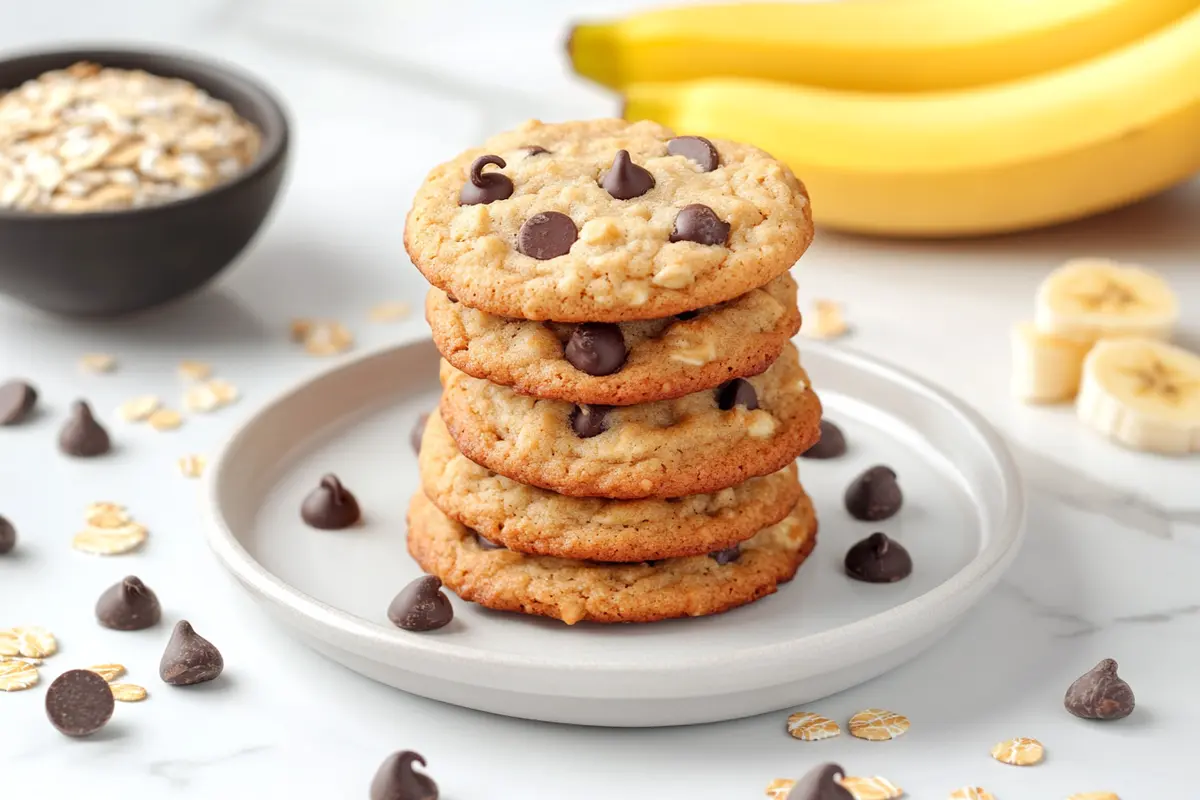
top-left (569, 404), bottom-right (611, 439)
top-left (45, 669), bottom-right (115, 737)
top-left (801, 419), bottom-right (847, 459)
top-left (445, 292), bottom-right (458, 304)
top-left (518, 211), bottom-right (577, 260)
top-left (709, 545), bottom-right (741, 565)
top-left (411, 413), bottom-right (431, 455)
top-left (388, 576), bottom-right (454, 632)
top-left (475, 533), bottom-right (504, 551)
top-left (96, 575), bottom-right (162, 630)
top-left (160, 620), bottom-right (224, 686)
top-left (787, 763), bottom-right (854, 800)
top-left (370, 750), bottom-right (439, 800)
top-left (844, 465), bottom-right (902, 522)
top-left (0, 379), bottom-right (38, 425)
top-left (301, 474), bottom-right (362, 530)
top-left (844, 533), bottom-right (912, 583)
top-left (600, 149), bottom-right (655, 200)
top-left (458, 154), bottom-right (513, 206)
top-left (519, 145), bottom-right (549, 156)
top-left (1065, 658), bottom-right (1135, 720)
top-left (0, 515), bottom-right (15, 555)
top-left (565, 324), bottom-right (627, 376)
top-left (717, 378), bottom-right (758, 411)
top-left (669, 204), bottom-right (730, 246)
top-left (58, 400), bottom-right (110, 457)
top-left (667, 135), bottom-right (719, 172)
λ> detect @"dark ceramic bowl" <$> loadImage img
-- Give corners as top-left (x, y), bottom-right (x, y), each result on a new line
top-left (0, 47), bottom-right (289, 317)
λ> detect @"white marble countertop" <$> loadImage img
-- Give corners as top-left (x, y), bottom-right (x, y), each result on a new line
top-left (2, 1), bottom-right (1197, 797)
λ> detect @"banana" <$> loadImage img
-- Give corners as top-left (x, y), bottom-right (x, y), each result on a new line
top-left (1011, 321), bottom-right (1093, 404)
top-left (1076, 338), bottom-right (1200, 454)
top-left (1035, 259), bottom-right (1179, 342)
top-left (571, 0), bottom-right (1199, 93)
top-left (622, 7), bottom-right (1200, 237)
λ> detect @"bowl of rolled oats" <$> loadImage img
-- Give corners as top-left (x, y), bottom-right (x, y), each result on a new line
top-left (0, 48), bottom-right (289, 316)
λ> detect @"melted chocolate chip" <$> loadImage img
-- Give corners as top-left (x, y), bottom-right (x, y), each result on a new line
top-left (844, 465), bottom-right (903, 521)
top-left (667, 136), bottom-right (719, 172)
top-left (569, 404), bottom-right (611, 438)
top-left (0, 515), bottom-right (15, 555)
top-left (388, 576), bottom-right (453, 632)
top-left (45, 669), bottom-right (114, 737)
top-left (670, 204), bottom-right (730, 246)
top-left (518, 212), bottom-right (577, 260)
top-left (0, 379), bottom-right (37, 425)
top-left (519, 145), bottom-right (549, 157)
top-left (475, 533), bottom-right (504, 551)
top-left (787, 763), bottom-right (854, 800)
top-left (801, 419), bottom-right (847, 459)
top-left (301, 474), bottom-right (362, 530)
top-left (58, 400), bottom-right (110, 457)
top-left (411, 412), bottom-right (430, 455)
top-left (565, 324), bottom-right (627, 376)
top-left (709, 545), bottom-right (741, 565)
top-left (458, 154), bottom-right (513, 206)
top-left (844, 533), bottom-right (912, 583)
top-left (160, 620), bottom-right (224, 686)
top-left (1065, 659), bottom-right (1135, 720)
top-left (96, 575), bottom-right (162, 630)
top-left (600, 149), bottom-right (655, 199)
top-left (370, 750), bottom-right (439, 800)
top-left (717, 378), bottom-right (758, 411)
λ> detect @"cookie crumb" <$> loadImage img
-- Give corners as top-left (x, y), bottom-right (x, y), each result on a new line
top-left (80, 353), bottom-right (117, 373)
top-left (990, 737), bottom-right (1044, 766)
top-left (786, 711), bottom-right (841, 741)
top-left (848, 708), bottom-right (910, 741)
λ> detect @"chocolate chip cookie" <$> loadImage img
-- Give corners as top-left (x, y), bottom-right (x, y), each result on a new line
top-left (405, 118), bottom-right (813, 322)
top-left (419, 411), bottom-right (801, 561)
top-left (438, 342), bottom-right (820, 499)
top-left (406, 487), bottom-right (818, 625)
top-left (426, 273), bottom-right (800, 406)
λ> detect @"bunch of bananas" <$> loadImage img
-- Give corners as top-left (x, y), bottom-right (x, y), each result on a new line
top-left (569, 1), bottom-right (1200, 237)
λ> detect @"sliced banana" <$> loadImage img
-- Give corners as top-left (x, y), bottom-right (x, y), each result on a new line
top-left (1010, 321), bottom-right (1093, 404)
top-left (1077, 338), bottom-right (1200, 455)
top-left (1035, 259), bottom-right (1178, 342)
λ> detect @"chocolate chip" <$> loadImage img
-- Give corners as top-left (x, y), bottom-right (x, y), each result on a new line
top-left (600, 149), bottom-right (655, 199)
top-left (717, 378), bottom-right (758, 411)
top-left (565, 323), bottom-right (627, 376)
top-left (458, 154), bottom-right (513, 206)
top-left (709, 545), bottom-right (741, 565)
top-left (787, 763), bottom-right (854, 800)
top-left (801, 419), bottom-right (847, 459)
top-left (411, 412), bottom-right (430, 455)
top-left (0, 515), bottom-right (15, 555)
top-left (388, 575), bottom-right (453, 632)
top-left (96, 575), bottom-right (161, 630)
top-left (569, 404), bottom-right (611, 438)
top-left (45, 669), bottom-right (114, 737)
top-left (1065, 658), bottom-right (1135, 720)
top-left (445, 292), bottom-right (458, 304)
top-left (160, 620), bottom-right (224, 686)
top-left (370, 750), bottom-right (439, 800)
top-left (58, 400), bottom-right (110, 457)
top-left (518, 211), bottom-right (577, 260)
top-left (519, 145), bottom-right (549, 157)
top-left (669, 204), bottom-right (730, 246)
top-left (845, 465), bottom-right (902, 521)
top-left (844, 533), bottom-right (911, 583)
top-left (301, 474), bottom-right (362, 530)
top-left (475, 533), bottom-right (504, 551)
top-left (667, 135), bottom-right (719, 172)
top-left (0, 379), bottom-right (37, 425)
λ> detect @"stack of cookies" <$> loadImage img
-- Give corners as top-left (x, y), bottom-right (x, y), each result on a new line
top-left (404, 119), bottom-right (822, 624)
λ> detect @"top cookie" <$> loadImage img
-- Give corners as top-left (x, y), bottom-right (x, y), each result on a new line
top-left (404, 118), bottom-right (813, 322)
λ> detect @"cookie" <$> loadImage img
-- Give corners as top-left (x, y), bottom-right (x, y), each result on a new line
top-left (426, 273), bottom-right (800, 405)
top-left (419, 411), bottom-right (801, 561)
top-left (406, 488), bottom-right (818, 624)
top-left (439, 342), bottom-right (820, 499)
top-left (405, 118), bottom-right (813, 322)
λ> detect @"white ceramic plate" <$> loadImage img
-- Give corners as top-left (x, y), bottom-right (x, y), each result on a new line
top-left (205, 338), bottom-right (1024, 727)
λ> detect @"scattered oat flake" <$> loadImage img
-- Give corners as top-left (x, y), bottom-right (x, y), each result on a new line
top-left (991, 737), bottom-right (1044, 766)
top-left (148, 408), bottom-right (183, 431)
top-left (72, 523), bottom-right (147, 555)
top-left (207, 378), bottom-right (239, 404)
top-left (1067, 794), bottom-right (1119, 800)
top-left (848, 708), bottom-right (911, 741)
top-left (86, 502), bottom-right (131, 528)
top-left (949, 788), bottom-right (996, 800)
top-left (0, 659), bottom-right (39, 691)
top-left (110, 683), bottom-right (147, 702)
top-left (80, 353), bottom-right (117, 373)
top-left (368, 301), bottom-right (411, 322)
top-left (184, 383), bottom-right (221, 412)
top-left (177, 360), bottom-right (213, 381)
top-left (88, 663), bottom-right (126, 682)
top-left (117, 394), bottom-right (161, 422)
top-left (839, 775), bottom-right (903, 800)
top-left (765, 779), bottom-right (795, 799)
top-left (0, 626), bottom-right (59, 658)
top-left (178, 454), bottom-right (206, 478)
top-left (786, 711), bottom-right (841, 741)
top-left (802, 299), bottom-right (850, 341)
top-left (289, 318), bottom-right (313, 342)
top-left (302, 321), bottom-right (354, 356)
top-left (0, 632), bottom-right (17, 657)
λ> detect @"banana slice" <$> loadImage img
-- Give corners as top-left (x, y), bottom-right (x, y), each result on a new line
top-left (1035, 259), bottom-right (1178, 342)
top-left (1077, 338), bottom-right (1200, 455)
top-left (1011, 321), bottom-right (1093, 404)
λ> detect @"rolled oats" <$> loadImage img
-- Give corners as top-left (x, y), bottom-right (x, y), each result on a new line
top-left (299, 320), bottom-right (354, 356)
top-left (79, 353), bottom-right (117, 373)
top-left (73, 523), bottom-right (148, 555)
top-left (785, 711), bottom-right (840, 741)
top-left (86, 502), bottom-right (132, 528)
top-left (1066, 794), bottom-right (1119, 800)
top-left (991, 737), bottom-right (1045, 766)
top-left (0, 626), bottom-right (58, 658)
top-left (109, 682), bottom-right (148, 702)
top-left (148, 408), bottom-right (183, 431)
top-left (368, 301), bottom-right (411, 323)
top-left (765, 779), bottom-right (795, 799)
top-left (802, 299), bottom-right (850, 341)
top-left (949, 788), bottom-right (996, 800)
top-left (87, 663), bottom-right (126, 682)
top-left (848, 708), bottom-right (910, 741)
top-left (839, 776), bottom-right (903, 800)
top-left (178, 454), bottom-right (207, 478)
top-left (0, 659), bottom-right (39, 691)
top-left (177, 360), bottom-right (213, 381)
top-left (117, 394), bottom-right (161, 422)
